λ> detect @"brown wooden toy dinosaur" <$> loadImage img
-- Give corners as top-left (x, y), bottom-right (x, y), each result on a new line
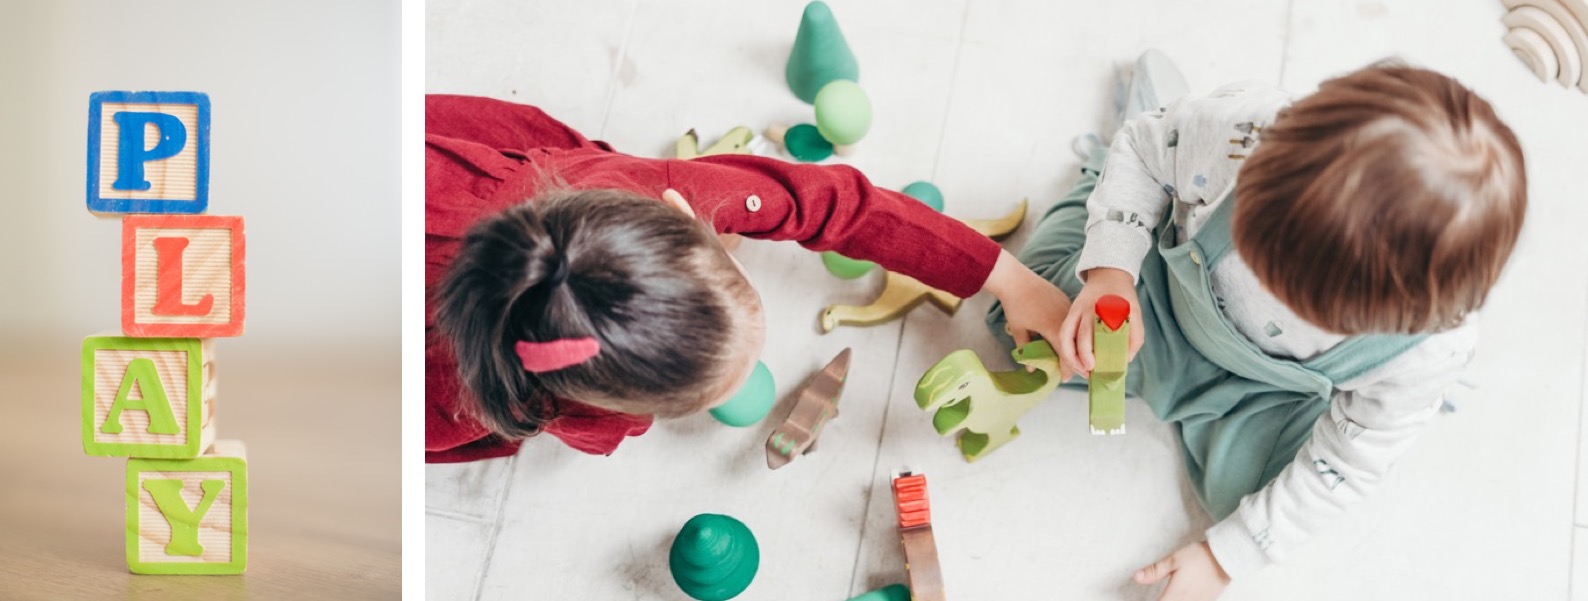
top-left (765, 348), bottom-right (851, 469)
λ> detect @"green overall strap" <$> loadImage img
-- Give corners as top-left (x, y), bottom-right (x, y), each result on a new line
top-left (1193, 194), bottom-right (1427, 385)
top-left (1189, 196), bottom-right (1238, 267)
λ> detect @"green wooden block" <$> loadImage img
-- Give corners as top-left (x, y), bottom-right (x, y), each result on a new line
top-left (1089, 318), bottom-right (1129, 435)
top-left (914, 341), bottom-right (1064, 462)
top-left (83, 335), bottom-right (215, 458)
top-left (821, 250), bottom-right (876, 279)
top-left (127, 440), bottom-right (248, 575)
top-left (785, 123), bottom-right (834, 162)
top-left (900, 181), bottom-right (945, 212)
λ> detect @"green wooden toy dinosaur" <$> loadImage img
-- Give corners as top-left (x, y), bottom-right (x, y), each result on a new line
top-left (914, 340), bottom-right (1065, 462)
top-left (675, 126), bottom-right (755, 160)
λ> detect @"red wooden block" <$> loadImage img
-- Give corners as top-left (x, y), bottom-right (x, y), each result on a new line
top-left (1096, 294), bottom-right (1130, 331)
top-left (122, 215), bottom-right (245, 338)
top-left (891, 471), bottom-right (945, 601)
top-left (892, 473), bottom-right (932, 529)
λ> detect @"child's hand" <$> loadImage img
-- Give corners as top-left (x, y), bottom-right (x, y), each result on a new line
top-left (985, 250), bottom-right (1074, 381)
top-left (1058, 268), bottom-right (1144, 377)
top-left (1135, 541), bottom-right (1230, 601)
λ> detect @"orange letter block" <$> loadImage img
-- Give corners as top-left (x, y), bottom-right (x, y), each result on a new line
top-left (122, 215), bottom-right (245, 338)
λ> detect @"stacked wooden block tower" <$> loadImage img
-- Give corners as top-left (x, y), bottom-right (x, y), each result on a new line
top-left (81, 91), bottom-right (248, 575)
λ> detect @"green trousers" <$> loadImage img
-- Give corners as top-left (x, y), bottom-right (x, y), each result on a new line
top-left (987, 149), bottom-right (1422, 519)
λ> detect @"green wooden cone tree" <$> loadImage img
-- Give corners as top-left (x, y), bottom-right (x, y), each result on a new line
top-left (785, 1), bottom-right (859, 104)
top-left (669, 514), bottom-right (759, 601)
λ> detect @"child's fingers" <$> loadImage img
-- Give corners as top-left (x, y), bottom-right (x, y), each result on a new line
top-left (1008, 325), bottom-right (1037, 372)
top-left (1158, 581), bottom-right (1186, 601)
top-left (1134, 554), bottom-right (1177, 584)
top-left (1127, 305), bottom-right (1146, 361)
top-left (1078, 316), bottom-right (1096, 373)
top-left (1056, 308), bottom-right (1085, 377)
top-left (1009, 326), bottom-right (1031, 348)
top-left (1033, 325), bottom-right (1073, 381)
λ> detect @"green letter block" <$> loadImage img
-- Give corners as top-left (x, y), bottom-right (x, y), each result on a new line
top-left (126, 440), bottom-right (248, 575)
top-left (83, 335), bottom-right (214, 458)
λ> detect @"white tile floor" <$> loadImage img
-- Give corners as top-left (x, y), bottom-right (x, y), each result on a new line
top-left (426, 0), bottom-right (1588, 599)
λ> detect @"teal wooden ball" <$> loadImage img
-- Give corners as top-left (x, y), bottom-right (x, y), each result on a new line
top-left (709, 361), bottom-right (775, 427)
top-left (814, 80), bottom-right (872, 145)
top-left (784, 123), bottom-right (834, 162)
top-left (821, 251), bottom-right (875, 279)
top-left (901, 181), bottom-right (944, 212)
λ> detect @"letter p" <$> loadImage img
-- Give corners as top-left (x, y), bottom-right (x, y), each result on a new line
top-left (112, 111), bottom-right (187, 191)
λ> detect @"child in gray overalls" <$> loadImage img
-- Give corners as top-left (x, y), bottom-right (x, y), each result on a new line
top-left (988, 54), bottom-right (1527, 599)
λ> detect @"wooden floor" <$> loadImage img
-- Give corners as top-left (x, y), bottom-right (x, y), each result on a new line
top-left (0, 343), bottom-right (400, 601)
top-left (426, 1), bottom-right (1588, 599)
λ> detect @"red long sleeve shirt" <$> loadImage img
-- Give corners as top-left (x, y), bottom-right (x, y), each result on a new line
top-left (425, 95), bottom-right (1000, 462)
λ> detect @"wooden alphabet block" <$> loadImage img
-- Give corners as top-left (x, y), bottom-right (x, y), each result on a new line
top-left (82, 335), bottom-right (215, 458)
top-left (122, 214), bottom-right (246, 337)
top-left (87, 91), bottom-right (210, 214)
top-left (891, 471), bottom-right (945, 601)
top-left (127, 440), bottom-right (248, 574)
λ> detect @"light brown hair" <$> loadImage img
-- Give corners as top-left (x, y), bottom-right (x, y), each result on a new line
top-left (1234, 63), bottom-right (1527, 334)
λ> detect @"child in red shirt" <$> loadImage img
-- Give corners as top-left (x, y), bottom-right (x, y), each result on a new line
top-left (425, 95), bottom-right (1069, 463)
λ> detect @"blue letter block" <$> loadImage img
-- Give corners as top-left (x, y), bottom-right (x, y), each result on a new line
top-left (87, 91), bottom-right (210, 214)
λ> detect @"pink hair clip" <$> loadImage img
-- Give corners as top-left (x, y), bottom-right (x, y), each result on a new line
top-left (515, 337), bottom-right (600, 373)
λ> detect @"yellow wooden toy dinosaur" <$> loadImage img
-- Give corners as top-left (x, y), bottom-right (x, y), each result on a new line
top-left (819, 199), bottom-right (1027, 332)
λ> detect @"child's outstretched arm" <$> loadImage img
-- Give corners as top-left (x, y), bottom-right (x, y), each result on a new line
top-left (1061, 82), bottom-right (1290, 376)
top-left (666, 155), bottom-right (1074, 356)
top-left (1059, 102), bottom-right (1183, 376)
top-left (986, 250), bottom-right (1075, 377)
top-left (668, 156), bottom-right (998, 298)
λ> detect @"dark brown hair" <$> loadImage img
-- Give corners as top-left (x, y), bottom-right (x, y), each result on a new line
top-left (435, 190), bottom-right (757, 440)
top-left (1234, 63), bottom-right (1527, 334)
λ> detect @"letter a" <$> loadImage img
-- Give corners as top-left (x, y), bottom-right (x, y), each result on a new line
top-left (102, 357), bottom-right (181, 435)
top-left (142, 479), bottom-right (225, 556)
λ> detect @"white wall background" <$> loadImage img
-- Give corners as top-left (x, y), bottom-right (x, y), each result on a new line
top-left (0, 0), bottom-right (399, 351)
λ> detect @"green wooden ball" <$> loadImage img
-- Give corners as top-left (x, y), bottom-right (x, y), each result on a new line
top-left (814, 80), bottom-right (872, 145)
top-left (901, 181), bottom-right (945, 212)
top-left (784, 123), bottom-right (834, 162)
top-left (709, 361), bottom-right (775, 427)
top-left (821, 251), bottom-right (875, 279)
